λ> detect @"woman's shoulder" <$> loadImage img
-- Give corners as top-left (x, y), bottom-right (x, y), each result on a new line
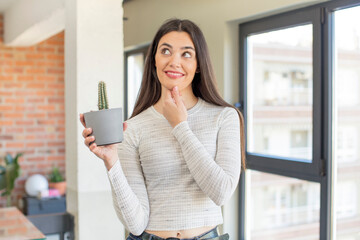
top-left (125, 107), bottom-right (155, 128)
top-left (200, 98), bottom-right (237, 115)
top-left (198, 99), bottom-right (239, 125)
top-left (122, 108), bottom-right (154, 143)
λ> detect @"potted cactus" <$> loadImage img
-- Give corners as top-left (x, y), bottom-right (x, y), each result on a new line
top-left (84, 81), bottom-right (123, 146)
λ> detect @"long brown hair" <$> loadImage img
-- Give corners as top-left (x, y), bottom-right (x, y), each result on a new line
top-left (131, 18), bottom-right (246, 170)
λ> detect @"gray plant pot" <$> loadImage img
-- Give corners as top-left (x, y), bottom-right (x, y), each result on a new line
top-left (83, 108), bottom-right (123, 146)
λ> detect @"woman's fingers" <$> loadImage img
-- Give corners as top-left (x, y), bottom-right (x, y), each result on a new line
top-left (123, 122), bottom-right (128, 131)
top-left (84, 135), bottom-right (95, 147)
top-left (82, 128), bottom-right (92, 138)
top-left (164, 88), bottom-right (175, 105)
top-left (172, 86), bottom-right (182, 106)
top-left (79, 113), bottom-right (86, 127)
top-left (171, 86), bottom-right (185, 108)
top-left (89, 142), bottom-right (98, 151)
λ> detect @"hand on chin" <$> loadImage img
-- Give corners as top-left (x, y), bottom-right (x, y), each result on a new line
top-left (162, 86), bottom-right (187, 128)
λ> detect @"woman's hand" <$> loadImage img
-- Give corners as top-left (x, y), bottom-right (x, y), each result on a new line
top-left (80, 113), bottom-right (128, 170)
top-left (162, 86), bottom-right (187, 128)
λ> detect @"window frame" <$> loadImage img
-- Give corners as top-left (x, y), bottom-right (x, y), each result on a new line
top-left (239, 7), bottom-right (323, 182)
top-left (238, 0), bottom-right (360, 239)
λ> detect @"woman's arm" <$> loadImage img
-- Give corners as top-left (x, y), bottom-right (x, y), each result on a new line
top-left (171, 108), bottom-right (241, 206)
top-left (107, 125), bottom-right (150, 236)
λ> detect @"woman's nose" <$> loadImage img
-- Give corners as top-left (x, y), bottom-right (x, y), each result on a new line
top-left (169, 53), bottom-right (181, 68)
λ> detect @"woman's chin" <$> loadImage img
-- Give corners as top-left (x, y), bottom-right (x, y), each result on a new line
top-left (163, 84), bottom-right (178, 91)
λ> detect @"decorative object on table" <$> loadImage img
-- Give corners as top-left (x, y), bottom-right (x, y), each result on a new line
top-left (25, 174), bottom-right (48, 197)
top-left (0, 153), bottom-right (23, 206)
top-left (48, 167), bottom-right (66, 196)
top-left (38, 188), bottom-right (60, 198)
top-left (83, 81), bottom-right (123, 146)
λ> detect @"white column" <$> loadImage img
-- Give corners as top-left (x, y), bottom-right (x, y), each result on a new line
top-left (65, 0), bottom-right (125, 239)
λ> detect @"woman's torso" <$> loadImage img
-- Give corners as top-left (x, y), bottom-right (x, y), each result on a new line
top-left (125, 99), bottom-right (225, 230)
top-left (146, 225), bottom-right (215, 239)
top-left (119, 98), bottom-right (240, 233)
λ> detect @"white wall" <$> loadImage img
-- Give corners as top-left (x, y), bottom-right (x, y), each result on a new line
top-left (4, 0), bottom-right (65, 46)
top-left (123, 0), bottom-right (327, 238)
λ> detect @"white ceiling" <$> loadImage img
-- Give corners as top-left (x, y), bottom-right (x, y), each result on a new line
top-left (0, 0), bottom-right (16, 13)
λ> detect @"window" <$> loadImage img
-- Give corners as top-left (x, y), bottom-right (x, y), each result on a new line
top-left (239, 0), bottom-right (360, 239)
top-left (247, 170), bottom-right (320, 239)
top-left (333, 5), bottom-right (360, 239)
top-left (124, 45), bottom-right (149, 119)
top-left (246, 24), bottom-right (314, 161)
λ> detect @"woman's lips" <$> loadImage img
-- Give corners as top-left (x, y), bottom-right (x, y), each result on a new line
top-left (165, 71), bottom-right (184, 79)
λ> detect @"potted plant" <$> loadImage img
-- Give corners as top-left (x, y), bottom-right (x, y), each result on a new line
top-left (48, 167), bottom-right (66, 196)
top-left (0, 153), bottom-right (23, 206)
top-left (84, 81), bottom-right (123, 146)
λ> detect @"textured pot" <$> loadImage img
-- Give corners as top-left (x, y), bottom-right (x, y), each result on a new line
top-left (83, 108), bottom-right (123, 146)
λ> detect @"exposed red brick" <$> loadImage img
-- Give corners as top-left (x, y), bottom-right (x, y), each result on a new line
top-left (3, 113), bottom-right (24, 118)
top-left (15, 60), bottom-right (34, 66)
top-left (26, 142), bottom-right (45, 148)
top-left (5, 127), bottom-right (25, 134)
top-left (17, 75), bottom-right (35, 81)
top-left (26, 53), bottom-right (45, 59)
top-left (0, 14), bottom-right (65, 207)
top-left (0, 106), bottom-right (13, 111)
top-left (0, 120), bottom-right (13, 126)
top-left (37, 75), bottom-right (56, 81)
top-left (5, 142), bottom-right (24, 148)
top-left (0, 135), bottom-right (13, 140)
top-left (0, 75), bottom-right (13, 81)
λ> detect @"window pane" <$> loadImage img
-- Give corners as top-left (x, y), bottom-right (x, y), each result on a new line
top-left (127, 53), bottom-right (144, 117)
top-left (334, 6), bottom-right (360, 240)
top-left (247, 170), bottom-right (320, 239)
top-left (247, 25), bottom-right (313, 161)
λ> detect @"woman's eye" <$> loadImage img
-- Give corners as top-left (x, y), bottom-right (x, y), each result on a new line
top-left (161, 49), bottom-right (171, 55)
top-left (183, 52), bottom-right (192, 58)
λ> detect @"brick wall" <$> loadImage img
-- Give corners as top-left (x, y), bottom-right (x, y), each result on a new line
top-left (0, 14), bottom-right (65, 207)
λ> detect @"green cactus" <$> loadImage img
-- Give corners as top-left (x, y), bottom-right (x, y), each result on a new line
top-left (98, 81), bottom-right (109, 110)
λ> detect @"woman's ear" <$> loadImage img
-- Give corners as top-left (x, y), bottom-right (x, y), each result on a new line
top-left (196, 67), bottom-right (200, 73)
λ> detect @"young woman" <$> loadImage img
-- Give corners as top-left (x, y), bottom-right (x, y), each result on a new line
top-left (80, 19), bottom-right (245, 240)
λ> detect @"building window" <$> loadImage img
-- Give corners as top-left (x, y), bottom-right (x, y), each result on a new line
top-left (291, 130), bottom-right (309, 148)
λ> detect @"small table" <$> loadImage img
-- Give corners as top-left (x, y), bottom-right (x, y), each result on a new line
top-left (0, 207), bottom-right (46, 240)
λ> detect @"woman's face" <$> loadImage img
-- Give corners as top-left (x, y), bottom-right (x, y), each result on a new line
top-left (155, 31), bottom-right (197, 94)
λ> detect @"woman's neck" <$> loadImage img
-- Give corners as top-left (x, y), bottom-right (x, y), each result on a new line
top-left (154, 87), bottom-right (198, 114)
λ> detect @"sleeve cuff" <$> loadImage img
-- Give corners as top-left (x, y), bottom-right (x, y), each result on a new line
top-left (107, 159), bottom-right (124, 181)
top-left (171, 121), bottom-right (190, 139)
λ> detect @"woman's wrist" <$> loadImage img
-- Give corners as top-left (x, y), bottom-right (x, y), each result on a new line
top-left (103, 152), bottom-right (119, 171)
top-left (104, 157), bottom-right (118, 171)
top-left (171, 119), bottom-right (185, 128)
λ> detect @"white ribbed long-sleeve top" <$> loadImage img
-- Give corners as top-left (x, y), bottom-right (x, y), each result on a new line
top-left (107, 98), bottom-right (241, 235)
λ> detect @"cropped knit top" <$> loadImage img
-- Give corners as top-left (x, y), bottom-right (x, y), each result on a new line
top-left (107, 98), bottom-right (241, 235)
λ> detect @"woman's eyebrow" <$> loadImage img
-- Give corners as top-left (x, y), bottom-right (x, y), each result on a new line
top-left (159, 42), bottom-right (195, 51)
top-left (182, 46), bottom-right (195, 51)
top-left (159, 43), bottom-right (172, 48)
